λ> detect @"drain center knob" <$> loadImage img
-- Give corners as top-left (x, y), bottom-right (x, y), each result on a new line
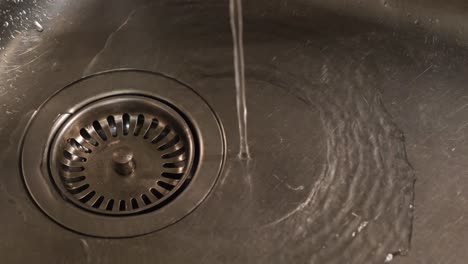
top-left (112, 147), bottom-right (136, 176)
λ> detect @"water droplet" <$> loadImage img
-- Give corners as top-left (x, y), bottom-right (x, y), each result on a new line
top-left (34, 20), bottom-right (43, 32)
top-left (3, 21), bottom-right (9, 27)
top-left (385, 253), bottom-right (393, 262)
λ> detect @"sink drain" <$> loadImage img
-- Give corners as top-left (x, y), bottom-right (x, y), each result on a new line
top-left (50, 96), bottom-right (196, 215)
top-left (21, 70), bottom-right (224, 237)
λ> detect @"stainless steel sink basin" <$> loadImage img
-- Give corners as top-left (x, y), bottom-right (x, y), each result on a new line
top-left (1, 0), bottom-right (467, 263)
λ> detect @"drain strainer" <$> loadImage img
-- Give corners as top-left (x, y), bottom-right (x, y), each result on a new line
top-left (21, 70), bottom-right (224, 237)
top-left (50, 96), bottom-right (195, 215)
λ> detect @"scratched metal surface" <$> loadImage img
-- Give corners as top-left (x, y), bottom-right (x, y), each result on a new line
top-left (0, 0), bottom-right (467, 263)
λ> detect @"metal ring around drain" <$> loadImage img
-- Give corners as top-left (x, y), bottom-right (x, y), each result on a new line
top-left (20, 70), bottom-right (225, 237)
top-left (50, 96), bottom-right (196, 215)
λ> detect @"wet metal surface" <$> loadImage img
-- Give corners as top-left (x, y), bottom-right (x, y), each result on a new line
top-left (0, 0), bottom-right (467, 263)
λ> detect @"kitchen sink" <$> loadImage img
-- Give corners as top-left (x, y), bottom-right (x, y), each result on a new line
top-left (1, 0), bottom-right (467, 263)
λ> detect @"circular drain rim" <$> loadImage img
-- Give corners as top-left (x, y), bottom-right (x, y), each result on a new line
top-left (20, 70), bottom-right (225, 238)
top-left (49, 96), bottom-right (196, 215)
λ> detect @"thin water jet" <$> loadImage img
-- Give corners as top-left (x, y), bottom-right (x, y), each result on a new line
top-left (229, 0), bottom-right (251, 160)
